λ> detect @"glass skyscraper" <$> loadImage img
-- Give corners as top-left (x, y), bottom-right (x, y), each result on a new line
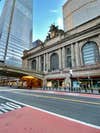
top-left (0, 0), bottom-right (33, 67)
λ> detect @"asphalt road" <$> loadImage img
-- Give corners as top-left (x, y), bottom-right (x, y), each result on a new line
top-left (0, 87), bottom-right (100, 127)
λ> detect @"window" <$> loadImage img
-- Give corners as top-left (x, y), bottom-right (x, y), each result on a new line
top-left (50, 53), bottom-right (59, 71)
top-left (82, 42), bottom-right (99, 65)
top-left (65, 46), bottom-right (72, 68)
top-left (31, 59), bottom-right (36, 70)
top-left (41, 55), bottom-right (44, 71)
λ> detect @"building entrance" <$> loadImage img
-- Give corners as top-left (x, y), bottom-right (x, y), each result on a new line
top-left (47, 78), bottom-right (65, 88)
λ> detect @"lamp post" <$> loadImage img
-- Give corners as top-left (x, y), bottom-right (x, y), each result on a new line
top-left (69, 69), bottom-right (73, 92)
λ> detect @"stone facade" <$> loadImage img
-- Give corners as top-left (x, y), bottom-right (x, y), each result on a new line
top-left (22, 16), bottom-right (100, 90)
top-left (63, 0), bottom-right (100, 31)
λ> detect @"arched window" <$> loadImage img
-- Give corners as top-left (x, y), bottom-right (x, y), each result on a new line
top-left (50, 53), bottom-right (59, 71)
top-left (31, 59), bottom-right (36, 70)
top-left (40, 55), bottom-right (44, 71)
top-left (82, 42), bottom-right (99, 65)
top-left (65, 46), bottom-right (72, 68)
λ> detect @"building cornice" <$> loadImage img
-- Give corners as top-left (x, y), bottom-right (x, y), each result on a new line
top-left (22, 16), bottom-right (100, 59)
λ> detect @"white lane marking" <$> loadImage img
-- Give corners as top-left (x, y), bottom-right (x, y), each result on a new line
top-left (0, 102), bottom-right (21, 114)
top-left (0, 95), bottom-right (22, 114)
top-left (7, 91), bottom-right (100, 106)
top-left (0, 96), bottom-right (100, 129)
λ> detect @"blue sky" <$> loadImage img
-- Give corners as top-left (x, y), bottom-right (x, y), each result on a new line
top-left (33, 0), bottom-right (67, 41)
top-left (0, 0), bottom-right (67, 41)
top-left (0, 0), bottom-right (5, 15)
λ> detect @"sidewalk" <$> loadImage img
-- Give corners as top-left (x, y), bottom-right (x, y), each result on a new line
top-left (32, 89), bottom-right (100, 99)
top-left (0, 86), bottom-right (100, 99)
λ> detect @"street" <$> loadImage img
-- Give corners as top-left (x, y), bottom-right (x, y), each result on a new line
top-left (0, 86), bottom-right (100, 133)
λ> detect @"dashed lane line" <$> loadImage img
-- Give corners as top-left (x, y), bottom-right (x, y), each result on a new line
top-left (10, 90), bottom-right (100, 106)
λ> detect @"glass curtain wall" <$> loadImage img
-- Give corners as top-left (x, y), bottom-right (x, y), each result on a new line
top-left (0, 0), bottom-right (33, 67)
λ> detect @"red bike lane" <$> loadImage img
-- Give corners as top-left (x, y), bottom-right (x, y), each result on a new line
top-left (0, 106), bottom-right (99, 133)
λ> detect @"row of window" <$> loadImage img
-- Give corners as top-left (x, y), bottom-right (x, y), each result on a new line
top-left (31, 41), bottom-right (100, 71)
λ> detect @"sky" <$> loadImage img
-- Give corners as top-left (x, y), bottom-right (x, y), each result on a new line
top-left (0, 0), bottom-right (67, 42)
top-left (0, 0), bottom-right (5, 15)
top-left (33, 0), bottom-right (67, 41)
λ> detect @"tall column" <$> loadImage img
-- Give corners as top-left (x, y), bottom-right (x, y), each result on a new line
top-left (45, 53), bottom-right (47, 71)
top-left (71, 44), bottom-right (75, 67)
top-left (59, 48), bottom-right (62, 70)
top-left (62, 47), bottom-right (65, 69)
top-left (28, 60), bottom-right (31, 70)
top-left (75, 42), bottom-right (80, 67)
top-left (47, 53), bottom-right (50, 71)
top-left (38, 56), bottom-right (41, 71)
top-left (44, 54), bottom-right (46, 72)
top-left (78, 42), bottom-right (83, 66)
top-left (27, 60), bottom-right (29, 69)
top-left (98, 35), bottom-right (100, 53)
top-left (36, 57), bottom-right (38, 71)
top-left (43, 78), bottom-right (47, 88)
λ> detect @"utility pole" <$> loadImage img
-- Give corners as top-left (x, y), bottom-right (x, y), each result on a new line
top-left (4, 0), bottom-right (16, 64)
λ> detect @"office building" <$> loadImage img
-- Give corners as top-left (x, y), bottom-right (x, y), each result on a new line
top-left (0, 0), bottom-right (33, 67)
top-left (63, 0), bottom-right (100, 31)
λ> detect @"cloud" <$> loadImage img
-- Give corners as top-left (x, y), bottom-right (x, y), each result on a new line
top-left (50, 9), bottom-right (58, 13)
top-left (56, 17), bottom-right (63, 29)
